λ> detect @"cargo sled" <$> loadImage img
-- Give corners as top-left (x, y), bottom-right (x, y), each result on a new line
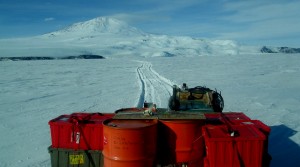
top-left (48, 83), bottom-right (271, 167)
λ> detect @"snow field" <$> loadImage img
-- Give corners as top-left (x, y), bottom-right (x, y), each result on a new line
top-left (0, 54), bottom-right (300, 167)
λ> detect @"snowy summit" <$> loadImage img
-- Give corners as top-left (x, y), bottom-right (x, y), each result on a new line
top-left (43, 17), bottom-right (144, 37)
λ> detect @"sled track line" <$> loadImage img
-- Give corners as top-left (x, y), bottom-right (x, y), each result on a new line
top-left (148, 63), bottom-right (174, 93)
top-left (136, 64), bottom-right (146, 108)
top-left (135, 61), bottom-right (175, 108)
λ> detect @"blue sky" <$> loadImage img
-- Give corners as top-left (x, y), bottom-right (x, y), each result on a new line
top-left (0, 0), bottom-right (299, 47)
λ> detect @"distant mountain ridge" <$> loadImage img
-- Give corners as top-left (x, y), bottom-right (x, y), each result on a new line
top-left (261, 46), bottom-right (300, 53)
top-left (0, 17), bottom-right (242, 57)
top-left (0, 16), bottom-right (296, 57)
top-left (0, 55), bottom-right (104, 61)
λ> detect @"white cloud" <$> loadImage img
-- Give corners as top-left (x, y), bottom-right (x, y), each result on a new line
top-left (214, 0), bottom-right (300, 46)
top-left (222, 1), bottom-right (300, 23)
top-left (110, 13), bottom-right (170, 24)
top-left (44, 17), bottom-right (55, 22)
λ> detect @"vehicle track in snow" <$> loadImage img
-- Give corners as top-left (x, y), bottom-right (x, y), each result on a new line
top-left (136, 61), bottom-right (176, 108)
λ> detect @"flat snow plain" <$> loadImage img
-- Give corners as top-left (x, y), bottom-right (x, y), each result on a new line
top-left (0, 54), bottom-right (300, 167)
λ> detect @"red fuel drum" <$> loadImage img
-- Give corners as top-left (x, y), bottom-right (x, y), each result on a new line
top-left (158, 120), bottom-right (205, 166)
top-left (102, 119), bottom-right (158, 167)
top-left (49, 112), bottom-right (114, 150)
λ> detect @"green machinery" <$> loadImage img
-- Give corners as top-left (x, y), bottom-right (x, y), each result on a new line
top-left (168, 83), bottom-right (224, 112)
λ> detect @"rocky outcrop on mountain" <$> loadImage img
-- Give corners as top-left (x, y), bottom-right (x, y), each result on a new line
top-left (278, 47), bottom-right (300, 53)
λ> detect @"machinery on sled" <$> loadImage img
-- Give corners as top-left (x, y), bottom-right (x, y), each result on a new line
top-left (168, 83), bottom-right (224, 112)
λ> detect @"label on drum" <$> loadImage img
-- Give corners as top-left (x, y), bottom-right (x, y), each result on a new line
top-left (112, 135), bottom-right (143, 151)
top-left (69, 154), bottom-right (84, 164)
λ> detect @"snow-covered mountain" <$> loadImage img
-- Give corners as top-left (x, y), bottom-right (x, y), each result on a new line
top-left (0, 17), bottom-right (249, 58)
top-left (43, 17), bottom-right (145, 37)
